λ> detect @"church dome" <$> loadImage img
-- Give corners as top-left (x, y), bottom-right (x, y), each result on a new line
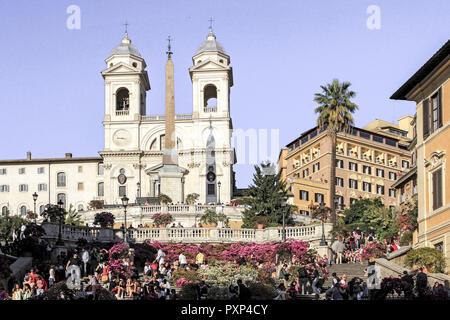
top-left (196, 29), bottom-right (226, 55)
top-left (110, 34), bottom-right (141, 57)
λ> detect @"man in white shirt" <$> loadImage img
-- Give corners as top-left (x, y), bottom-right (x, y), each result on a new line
top-left (179, 253), bottom-right (187, 269)
top-left (156, 249), bottom-right (165, 267)
top-left (81, 248), bottom-right (90, 277)
top-left (20, 223), bottom-right (26, 240)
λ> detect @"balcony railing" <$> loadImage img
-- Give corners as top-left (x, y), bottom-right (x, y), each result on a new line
top-left (140, 114), bottom-right (193, 121)
top-left (41, 222), bottom-right (333, 244)
top-left (116, 110), bottom-right (129, 116)
top-left (204, 106), bottom-right (217, 113)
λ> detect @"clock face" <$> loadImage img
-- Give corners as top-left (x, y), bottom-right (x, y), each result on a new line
top-left (207, 171), bottom-right (216, 182)
top-left (113, 129), bottom-right (131, 146)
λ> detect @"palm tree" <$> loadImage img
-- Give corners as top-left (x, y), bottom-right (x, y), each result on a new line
top-left (314, 79), bottom-right (358, 225)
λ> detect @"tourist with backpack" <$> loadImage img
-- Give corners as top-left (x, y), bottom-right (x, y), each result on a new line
top-left (297, 264), bottom-right (308, 295)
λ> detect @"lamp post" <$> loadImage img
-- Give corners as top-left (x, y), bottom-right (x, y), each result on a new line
top-left (217, 181), bottom-right (221, 204)
top-left (56, 199), bottom-right (64, 245)
top-left (137, 182), bottom-right (141, 198)
top-left (320, 201), bottom-right (328, 246)
top-left (32, 192), bottom-right (38, 224)
top-left (121, 195), bottom-right (129, 244)
top-left (281, 196), bottom-right (287, 242)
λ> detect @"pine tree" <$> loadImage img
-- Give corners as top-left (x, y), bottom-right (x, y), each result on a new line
top-left (242, 162), bottom-right (295, 228)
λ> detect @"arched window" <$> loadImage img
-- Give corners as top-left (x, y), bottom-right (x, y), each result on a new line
top-left (160, 134), bottom-right (165, 150)
top-left (39, 205), bottom-right (45, 214)
top-left (177, 138), bottom-right (183, 149)
top-left (57, 193), bottom-right (66, 209)
top-left (1, 206), bottom-right (7, 215)
top-left (204, 84), bottom-right (217, 112)
top-left (150, 138), bottom-right (157, 151)
top-left (116, 88), bottom-right (130, 111)
top-left (98, 182), bottom-right (104, 197)
top-left (57, 172), bottom-right (66, 187)
top-left (20, 206), bottom-right (27, 216)
top-left (78, 204), bottom-right (84, 211)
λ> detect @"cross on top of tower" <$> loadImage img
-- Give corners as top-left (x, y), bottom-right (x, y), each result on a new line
top-left (166, 35), bottom-right (173, 59)
top-left (124, 21), bottom-right (129, 37)
top-left (208, 17), bottom-right (214, 31)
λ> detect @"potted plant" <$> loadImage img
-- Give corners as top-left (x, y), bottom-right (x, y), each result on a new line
top-left (185, 193), bottom-right (200, 204)
top-left (151, 213), bottom-right (174, 228)
top-left (93, 212), bottom-right (115, 228)
top-left (89, 200), bottom-right (104, 210)
top-left (200, 209), bottom-right (219, 227)
top-left (158, 193), bottom-right (172, 205)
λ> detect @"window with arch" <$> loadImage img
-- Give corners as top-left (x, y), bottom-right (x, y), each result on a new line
top-left (203, 84), bottom-right (217, 112)
top-left (116, 88), bottom-right (130, 111)
top-left (57, 193), bottom-right (66, 209)
top-left (1, 206), bottom-right (7, 215)
top-left (160, 134), bottom-right (165, 150)
top-left (150, 138), bottom-right (157, 151)
top-left (98, 182), bottom-right (104, 197)
top-left (39, 205), bottom-right (45, 214)
top-left (57, 172), bottom-right (66, 187)
top-left (20, 206), bottom-right (27, 216)
top-left (78, 204), bottom-right (84, 211)
top-left (177, 138), bottom-right (183, 149)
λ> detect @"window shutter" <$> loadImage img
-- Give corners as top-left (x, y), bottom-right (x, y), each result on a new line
top-left (423, 98), bottom-right (429, 138)
top-left (438, 88), bottom-right (443, 128)
top-left (437, 169), bottom-right (442, 208)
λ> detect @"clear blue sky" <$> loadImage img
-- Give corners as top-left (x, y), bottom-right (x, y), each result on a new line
top-left (0, 0), bottom-right (449, 188)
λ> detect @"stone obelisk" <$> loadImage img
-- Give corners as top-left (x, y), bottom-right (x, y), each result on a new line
top-left (163, 38), bottom-right (177, 165)
top-left (158, 36), bottom-right (185, 203)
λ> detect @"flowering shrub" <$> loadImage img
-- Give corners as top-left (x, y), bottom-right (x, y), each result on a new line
top-left (361, 242), bottom-right (387, 260)
top-left (151, 213), bottom-right (174, 226)
top-left (380, 277), bottom-right (409, 296)
top-left (143, 240), bottom-right (313, 266)
top-left (108, 242), bottom-right (131, 277)
top-left (93, 212), bottom-right (115, 228)
top-left (176, 277), bottom-right (194, 287)
top-left (396, 215), bottom-right (415, 233)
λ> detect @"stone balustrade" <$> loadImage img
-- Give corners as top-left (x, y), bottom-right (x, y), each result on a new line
top-left (41, 222), bottom-right (333, 246)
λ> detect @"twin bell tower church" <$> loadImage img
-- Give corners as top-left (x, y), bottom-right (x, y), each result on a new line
top-left (100, 26), bottom-right (236, 205)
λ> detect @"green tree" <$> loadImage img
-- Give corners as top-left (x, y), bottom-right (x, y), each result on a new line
top-left (343, 197), bottom-right (399, 240)
top-left (40, 204), bottom-right (65, 223)
top-left (242, 162), bottom-right (295, 228)
top-left (65, 204), bottom-right (84, 226)
top-left (314, 79), bottom-right (358, 225)
top-left (0, 211), bottom-right (27, 244)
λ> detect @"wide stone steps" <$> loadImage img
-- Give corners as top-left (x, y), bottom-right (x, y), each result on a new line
top-left (323, 263), bottom-right (368, 288)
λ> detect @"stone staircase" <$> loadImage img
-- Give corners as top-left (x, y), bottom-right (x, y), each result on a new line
top-left (323, 262), bottom-right (368, 288)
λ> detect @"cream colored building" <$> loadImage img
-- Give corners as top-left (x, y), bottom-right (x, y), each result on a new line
top-left (0, 27), bottom-right (237, 217)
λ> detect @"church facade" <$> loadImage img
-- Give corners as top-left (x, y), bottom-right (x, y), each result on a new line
top-left (0, 28), bottom-right (237, 216)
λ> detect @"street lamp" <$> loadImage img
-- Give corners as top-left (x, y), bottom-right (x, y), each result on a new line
top-left (136, 182), bottom-right (141, 203)
top-left (121, 195), bottom-right (129, 244)
top-left (32, 192), bottom-right (38, 224)
top-left (281, 196), bottom-right (287, 242)
top-left (217, 181), bottom-right (221, 204)
top-left (56, 199), bottom-right (64, 245)
top-left (319, 201), bottom-right (328, 246)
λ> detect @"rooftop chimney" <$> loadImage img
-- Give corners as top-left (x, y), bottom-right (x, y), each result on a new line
top-left (65, 153), bottom-right (72, 159)
top-left (27, 152), bottom-right (31, 160)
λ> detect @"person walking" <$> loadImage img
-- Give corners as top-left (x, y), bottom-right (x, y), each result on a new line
top-left (416, 267), bottom-right (428, 298)
top-left (19, 223), bottom-right (26, 240)
top-left (81, 248), bottom-right (90, 278)
top-left (297, 264), bottom-right (308, 295)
